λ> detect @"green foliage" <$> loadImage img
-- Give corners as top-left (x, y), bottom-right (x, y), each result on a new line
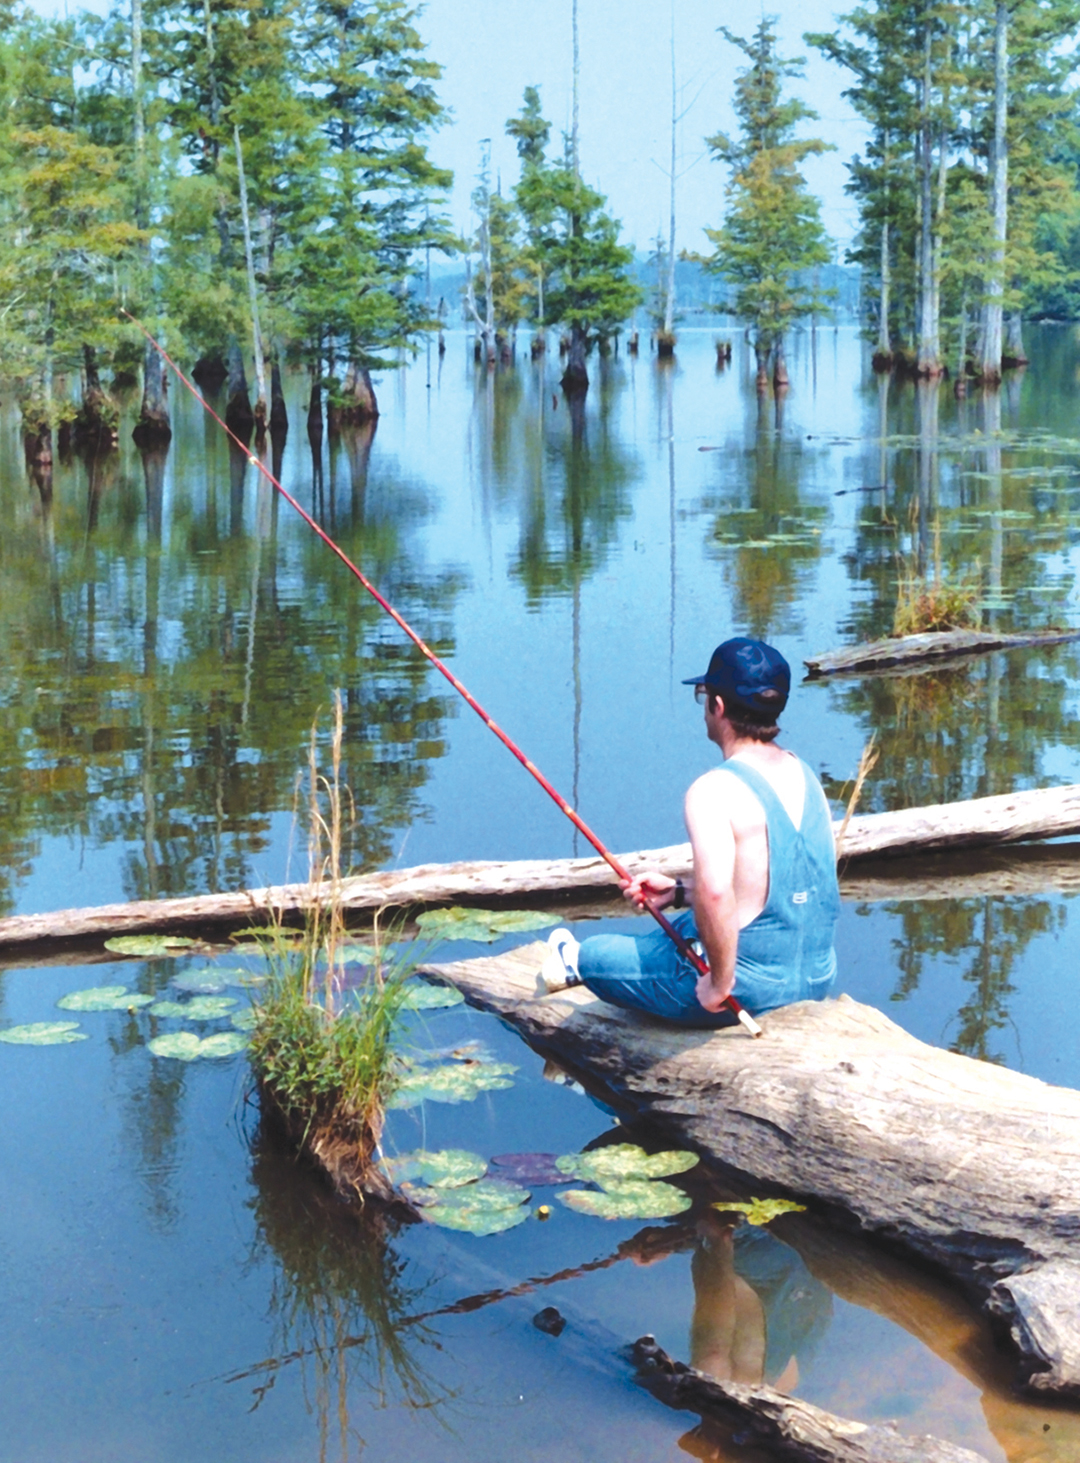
top-left (382, 1148), bottom-right (488, 1188)
top-left (704, 20), bottom-right (833, 357)
top-left (554, 1144), bottom-right (699, 1184)
top-left (557, 1180), bottom-right (692, 1219)
top-left (148, 1029), bottom-right (248, 1061)
top-left (387, 1057), bottom-right (518, 1109)
top-left (893, 571), bottom-right (982, 635)
top-left (414, 906), bottom-right (555, 943)
top-left (397, 981), bottom-right (465, 1010)
top-left (148, 995), bottom-right (238, 1019)
top-left (104, 935), bottom-right (196, 955)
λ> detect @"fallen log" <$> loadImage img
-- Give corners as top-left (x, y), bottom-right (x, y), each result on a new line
top-left (631, 1336), bottom-right (989, 1463)
top-left (805, 628), bottom-right (1080, 678)
top-left (419, 941), bottom-right (1080, 1402)
top-left (3, 785), bottom-right (1080, 954)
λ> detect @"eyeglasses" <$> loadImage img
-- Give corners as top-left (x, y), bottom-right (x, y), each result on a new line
top-left (694, 685), bottom-right (710, 705)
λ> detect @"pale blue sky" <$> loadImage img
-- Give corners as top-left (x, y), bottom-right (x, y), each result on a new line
top-left (33, 0), bottom-right (867, 253)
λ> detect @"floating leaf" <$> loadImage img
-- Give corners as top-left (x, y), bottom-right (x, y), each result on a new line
top-left (415, 906), bottom-right (555, 944)
top-left (230, 1008), bottom-right (259, 1032)
top-left (399, 981), bottom-right (464, 1011)
top-left (148, 1030), bottom-right (247, 1061)
top-left (104, 935), bottom-right (196, 956)
top-left (332, 944), bottom-right (376, 965)
top-left (197, 1031), bottom-right (248, 1058)
top-left (557, 1180), bottom-right (692, 1220)
top-left (407, 1177), bottom-right (529, 1211)
top-left (148, 996), bottom-right (237, 1020)
top-left (0, 1021), bottom-right (88, 1046)
top-left (383, 1148), bottom-right (488, 1189)
top-left (421, 1203), bottom-right (530, 1236)
top-left (57, 985), bottom-right (154, 1012)
top-left (148, 1031), bottom-right (203, 1061)
top-left (555, 1144), bottom-right (699, 1186)
top-left (712, 1198), bottom-right (807, 1226)
top-left (387, 1059), bottom-right (517, 1109)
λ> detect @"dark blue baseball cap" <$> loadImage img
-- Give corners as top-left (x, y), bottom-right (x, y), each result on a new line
top-left (682, 638), bottom-right (791, 719)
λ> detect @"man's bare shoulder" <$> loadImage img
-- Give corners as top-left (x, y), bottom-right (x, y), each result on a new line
top-left (685, 765), bottom-right (759, 816)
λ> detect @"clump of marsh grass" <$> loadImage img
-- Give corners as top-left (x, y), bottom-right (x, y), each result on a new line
top-left (892, 513), bottom-right (981, 637)
top-left (247, 693), bottom-right (414, 1205)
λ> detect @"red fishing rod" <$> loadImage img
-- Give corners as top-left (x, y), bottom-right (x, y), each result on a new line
top-left (123, 313), bottom-right (763, 1038)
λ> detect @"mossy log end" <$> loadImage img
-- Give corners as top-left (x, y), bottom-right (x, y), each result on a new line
top-left (420, 941), bottom-right (1080, 1400)
top-left (632, 1337), bottom-right (989, 1463)
top-left (805, 628), bottom-right (1080, 678)
top-left (256, 1077), bottom-right (396, 1206)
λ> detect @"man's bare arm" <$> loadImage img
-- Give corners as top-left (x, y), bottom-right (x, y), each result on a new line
top-left (684, 773), bottom-right (740, 1009)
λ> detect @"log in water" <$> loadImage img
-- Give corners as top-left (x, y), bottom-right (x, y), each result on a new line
top-left (420, 941), bottom-right (1080, 1402)
top-left (804, 627), bottom-right (1080, 677)
top-left (2, 783), bottom-right (1080, 952)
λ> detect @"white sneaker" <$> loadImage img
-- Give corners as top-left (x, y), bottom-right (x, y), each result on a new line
top-left (538, 927), bottom-right (582, 993)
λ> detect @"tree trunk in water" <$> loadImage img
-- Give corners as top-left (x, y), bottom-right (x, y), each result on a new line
top-left (754, 340), bottom-right (769, 392)
top-left (1002, 310), bottom-right (1027, 367)
top-left (270, 357), bottom-right (288, 440)
top-left (560, 324), bottom-right (589, 395)
top-left (75, 344), bottom-right (117, 450)
top-left (133, 339), bottom-right (172, 447)
top-left (772, 339), bottom-right (789, 389)
top-left (916, 31), bottom-right (941, 378)
top-left (233, 125), bottom-right (267, 434)
top-left (342, 364), bottom-right (378, 426)
top-left (192, 355), bottom-right (227, 391)
top-left (872, 213), bottom-right (892, 369)
top-left (225, 339), bottom-right (254, 441)
top-left (978, 1), bottom-right (1008, 385)
top-left (307, 377), bottom-right (323, 445)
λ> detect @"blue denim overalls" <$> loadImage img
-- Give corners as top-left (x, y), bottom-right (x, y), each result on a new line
top-left (578, 757), bottom-right (841, 1028)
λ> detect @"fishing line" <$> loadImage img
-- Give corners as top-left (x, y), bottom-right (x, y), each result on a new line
top-left (122, 312), bottom-right (762, 1037)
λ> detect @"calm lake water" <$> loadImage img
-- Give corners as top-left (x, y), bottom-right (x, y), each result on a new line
top-left (4, 328), bottom-right (1080, 1460)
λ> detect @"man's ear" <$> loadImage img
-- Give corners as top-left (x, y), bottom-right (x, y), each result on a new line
top-left (709, 693), bottom-right (725, 718)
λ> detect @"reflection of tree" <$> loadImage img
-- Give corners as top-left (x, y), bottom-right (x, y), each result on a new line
top-left (246, 1131), bottom-right (449, 1455)
top-left (701, 394), bottom-right (828, 639)
top-left (0, 405), bottom-right (465, 912)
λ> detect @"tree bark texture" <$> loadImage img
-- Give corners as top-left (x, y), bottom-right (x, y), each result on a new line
top-left (270, 357), bottom-right (287, 439)
top-left (74, 344), bottom-right (117, 449)
top-left (133, 339), bottom-right (172, 446)
top-left (1003, 310), bottom-right (1027, 368)
top-left (5, 784), bottom-right (1080, 952)
top-left (341, 365), bottom-right (378, 425)
top-left (916, 32), bottom-right (941, 377)
top-left (421, 941), bottom-right (1080, 1401)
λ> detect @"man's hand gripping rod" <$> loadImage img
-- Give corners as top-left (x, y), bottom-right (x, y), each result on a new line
top-left (122, 312), bottom-right (763, 1038)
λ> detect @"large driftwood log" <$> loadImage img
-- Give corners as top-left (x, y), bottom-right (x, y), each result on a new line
top-left (631, 1337), bottom-right (989, 1463)
top-left (3, 785), bottom-right (1080, 953)
top-left (805, 628), bottom-right (1080, 678)
top-left (419, 942), bottom-right (1080, 1401)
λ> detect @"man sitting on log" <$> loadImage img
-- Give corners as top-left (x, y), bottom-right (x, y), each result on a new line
top-left (541, 638), bottom-right (841, 1027)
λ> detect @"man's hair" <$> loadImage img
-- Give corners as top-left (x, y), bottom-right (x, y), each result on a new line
top-left (708, 690), bottom-right (782, 743)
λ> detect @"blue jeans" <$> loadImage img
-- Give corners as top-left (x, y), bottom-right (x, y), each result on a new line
top-left (577, 913), bottom-right (740, 1030)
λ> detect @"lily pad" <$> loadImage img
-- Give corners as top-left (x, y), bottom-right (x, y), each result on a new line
top-left (332, 944), bottom-right (376, 965)
top-left (415, 906), bottom-right (556, 944)
top-left (57, 985), bottom-right (154, 1012)
top-left (421, 1202), bottom-right (531, 1236)
top-left (0, 1021), bottom-right (88, 1046)
top-left (148, 996), bottom-right (237, 1020)
top-left (406, 1177), bottom-right (529, 1210)
top-left (399, 981), bottom-right (465, 1011)
top-left (230, 1008), bottom-right (259, 1032)
top-left (148, 1031), bottom-right (203, 1060)
top-left (103, 935), bottom-right (196, 956)
top-left (148, 1030), bottom-right (247, 1060)
top-left (387, 1059), bottom-right (517, 1109)
top-left (712, 1198), bottom-right (807, 1226)
top-left (197, 1031), bottom-right (248, 1058)
top-left (555, 1143), bottom-right (699, 1186)
top-left (557, 1180), bottom-right (692, 1220)
top-left (383, 1148), bottom-right (488, 1188)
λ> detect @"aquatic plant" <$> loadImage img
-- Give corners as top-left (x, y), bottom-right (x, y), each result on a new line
top-left (893, 571), bottom-right (983, 636)
top-left (0, 1020), bottom-right (87, 1045)
top-left (553, 1143), bottom-right (698, 1220)
top-left (246, 694), bottom-right (415, 1205)
top-left (149, 1031), bottom-right (248, 1062)
top-left (712, 1197), bottom-right (806, 1226)
top-left (57, 986), bottom-right (154, 1012)
top-left (103, 935), bottom-right (196, 956)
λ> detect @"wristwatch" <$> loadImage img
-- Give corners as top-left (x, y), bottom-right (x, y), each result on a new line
top-left (672, 878), bottom-right (686, 910)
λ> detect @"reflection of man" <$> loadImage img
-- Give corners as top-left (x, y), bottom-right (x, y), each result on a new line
top-left (541, 638), bottom-right (841, 1025)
